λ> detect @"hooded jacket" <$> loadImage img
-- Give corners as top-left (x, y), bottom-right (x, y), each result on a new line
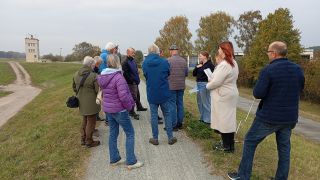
top-left (73, 65), bottom-right (100, 115)
top-left (97, 68), bottom-right (134, 113)
top-left (142, 53), bottom-right (170, 104)
top-left (99, 49), bottom-right (109, 73)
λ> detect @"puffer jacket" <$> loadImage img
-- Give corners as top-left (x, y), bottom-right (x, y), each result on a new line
top-left (97, 68), bottom-right (134, 113)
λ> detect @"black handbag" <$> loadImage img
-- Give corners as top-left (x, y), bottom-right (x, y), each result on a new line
top-left (66, 72), bottom-right (90, 108)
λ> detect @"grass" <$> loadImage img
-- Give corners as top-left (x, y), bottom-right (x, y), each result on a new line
top-left (0, 61), bottom-right (15, 85)
top-left (0, 62), bottom-right (91, 179)
top-left (238, 86), bottom-right (320, 123)
top-left (183, 87), bottom-right (320, 180)
top-left (0, 91), bottom-right (13, 98)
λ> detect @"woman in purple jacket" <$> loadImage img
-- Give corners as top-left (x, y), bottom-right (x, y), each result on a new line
top-left (97, 54), bottom-right (143, 170)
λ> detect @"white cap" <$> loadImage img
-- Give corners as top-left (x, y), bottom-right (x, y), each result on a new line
top-left (105, 42), bottom-right (117, 51)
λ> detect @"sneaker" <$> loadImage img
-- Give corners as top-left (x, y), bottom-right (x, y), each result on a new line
top-left (110, 158), bottom-right (126, 166)
top-left (214, 142), bottom-right (234, 153)
top-left (168, 137), bottom-right (177, 145)
top-left (129, 112), bottom-right (140, 120)
top-left (137, 107), bottom-right (147, 111)
top-left (149, 138), bottom-right (159, 145)
top-left (127, 161), bottom-right (144, 170)
top-left (227, 172), bottom-right (240, 180)
top-left (86, 140), bottom-right (100, 148)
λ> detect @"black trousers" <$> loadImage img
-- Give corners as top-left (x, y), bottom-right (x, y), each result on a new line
top-left (221, 132), bottom-right (235, 150)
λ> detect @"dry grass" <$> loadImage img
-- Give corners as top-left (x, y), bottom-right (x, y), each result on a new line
top-left (0, 62), bottom-right (91, 179)
top-left (183, 87), bottom-right (320, 180)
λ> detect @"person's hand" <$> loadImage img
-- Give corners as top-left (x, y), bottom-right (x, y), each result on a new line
top-left (196, 64), bottom-right (203, 68)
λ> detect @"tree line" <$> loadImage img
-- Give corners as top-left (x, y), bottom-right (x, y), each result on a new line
top-left (0, 51), bottom-right (25, 59)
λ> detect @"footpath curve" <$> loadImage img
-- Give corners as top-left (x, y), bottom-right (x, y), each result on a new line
top-left (0, 61), bottom-right (41, 128)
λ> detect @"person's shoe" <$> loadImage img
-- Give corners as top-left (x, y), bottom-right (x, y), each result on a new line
top-left (149, 138), bottom-right (159, 145)
top-left (127, 161), bottom-right (144, 170)
top-left (214, 143), bottom-right (234, 153)
top-left (129, 112), bottom-right (140, 120)
top-left (81, 139), bottom-right (85, 146)
top-left (137, 107), bottom-right (147, 111)
top-left (168, 137), bottom-right (177, 145)
top-left (227, 172), bottom-right (240, 180)
top-left (176, 123), bottom-right (183, 129)
top-left (86, 140), bottom-right (100, 148)
top-left (164, 127), bottom-right (179, 132)
top-left (110, 158), bottom-right (126, 166)
top-left (158, 119), bottom-right (163, 124)
top-left (158, 116), bottom-right (163, 120)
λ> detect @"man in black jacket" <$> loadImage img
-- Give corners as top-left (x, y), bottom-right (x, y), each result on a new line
top-left (122, 48), bottom-right (147, 120)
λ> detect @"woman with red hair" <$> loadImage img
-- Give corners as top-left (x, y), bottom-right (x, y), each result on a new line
top-left (206, 41), bottom-right (239, 153)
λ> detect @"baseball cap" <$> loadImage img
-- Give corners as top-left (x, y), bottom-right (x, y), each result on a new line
top-left (169, 44), bottom-right (179, 50)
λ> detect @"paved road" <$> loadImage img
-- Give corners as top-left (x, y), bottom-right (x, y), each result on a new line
top-left (0, 62), bottom-right (41, 128)
top-left (85, 81), bottom-right (223, 180)
top-left (186, 79), bottom-right (320, 143)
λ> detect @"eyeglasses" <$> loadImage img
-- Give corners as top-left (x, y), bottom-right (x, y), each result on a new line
top-left (266, 50), bottom-right (275, 54)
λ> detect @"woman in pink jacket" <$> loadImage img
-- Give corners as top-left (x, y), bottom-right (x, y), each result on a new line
top-left (97, 54), bottom-right (143, 169)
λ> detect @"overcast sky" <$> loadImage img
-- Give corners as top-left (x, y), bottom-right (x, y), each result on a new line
top-left (1, 0), bottom-right (319, 55)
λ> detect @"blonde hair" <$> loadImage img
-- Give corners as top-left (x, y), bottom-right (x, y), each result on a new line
top-left (107, 54), bottom-right (121, 69)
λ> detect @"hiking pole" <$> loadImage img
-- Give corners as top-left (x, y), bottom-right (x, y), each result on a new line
top-left (236, 98), bottom-right (256, 134)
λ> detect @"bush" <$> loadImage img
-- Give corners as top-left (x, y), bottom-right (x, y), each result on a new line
top-left (300, 60), bottom-right (320, 103)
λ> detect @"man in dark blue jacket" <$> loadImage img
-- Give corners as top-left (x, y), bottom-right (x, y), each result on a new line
top-left (228, 41), bottom-right (305, 180)
top-left (142, 44), bottom-right (177, 146)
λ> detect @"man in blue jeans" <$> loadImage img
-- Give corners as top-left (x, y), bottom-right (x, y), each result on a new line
top-left (228, 41), bottom-right (305, 180)
top-left (142, 44), bottom-right (177, 145)
top-left (167, 44), bottom-right (188, 130)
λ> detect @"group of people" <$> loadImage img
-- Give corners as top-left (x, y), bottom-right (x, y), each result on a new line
top-left (72, 40), bottom-right (305, 179)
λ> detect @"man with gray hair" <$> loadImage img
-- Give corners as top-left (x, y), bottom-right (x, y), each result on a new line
top-left (142, 44), bottom-right (177, 145)
top-left (99, 42), bottom-right (118, 73)
top-left (228, 41), bottom-right (305, 180)
top-left (167, 44), bottom-right (188, 130)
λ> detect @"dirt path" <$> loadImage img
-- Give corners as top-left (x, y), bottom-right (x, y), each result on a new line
top-left (85, 81), bottom-right (222, 180)
top-left (186, 79), bottom-right (320, 143)
top-left (0, 61), bottom-right (41, 128)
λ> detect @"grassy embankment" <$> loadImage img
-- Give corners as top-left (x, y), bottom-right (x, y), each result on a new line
top-left (0, 62), bottom-right (91, 179)
top-left (0, 61), bottom-right (15, 97)
top-left (183, 87), bottom-right (320, 179)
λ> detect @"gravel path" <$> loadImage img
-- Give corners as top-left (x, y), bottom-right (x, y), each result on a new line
top-left (186, 79), bottom-right (320, 143)
top-left (0, 61), bottom-right (41, 128)
top-left (85, 81), bottom-right (223, 180)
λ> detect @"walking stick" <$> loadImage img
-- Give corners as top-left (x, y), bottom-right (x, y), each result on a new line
top-left (236, 98), bottom-right (256, 134)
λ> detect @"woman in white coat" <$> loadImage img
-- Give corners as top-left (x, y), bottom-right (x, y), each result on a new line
top-left (206, 41), bottom-right (239, 153)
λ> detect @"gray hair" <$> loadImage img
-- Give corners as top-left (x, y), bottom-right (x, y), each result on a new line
top-left (83, 56), bottom-right (95, 67)
top-left (148, 44), bottom-right (160, 54)
top-left (269, 41), bottom-right (288, 57)
top-left (107, 54), bottom-right (121, 69)
top-left (93, 56), bottom-right (102, 64)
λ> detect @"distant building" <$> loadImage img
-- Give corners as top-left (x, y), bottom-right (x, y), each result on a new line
top-left (25, 34), bottom-right (40, 62)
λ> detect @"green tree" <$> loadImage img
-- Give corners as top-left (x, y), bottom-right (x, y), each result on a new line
top-left (155, 16), bottom-right (193, 57)
top-left (195, 11), bottom-right (234, 55)
top-left (65, 42), bottom-right (101, 62)
top-left (234, 10), bottom-right (262, 53)
top-left (135, 50), bottom-right (144, 67)
top-left (42, 53), bottom-right (63, 62)
top-left (242, 8), bottom-right (302, 83)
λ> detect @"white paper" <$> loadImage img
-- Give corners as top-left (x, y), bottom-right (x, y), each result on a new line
top-left (204, 68), bottom-right (213, 79)
top-left (188, 86), bottom-right (199, 94)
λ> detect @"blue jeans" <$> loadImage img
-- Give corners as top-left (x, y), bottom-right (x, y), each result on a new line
top-left (107, 110), bottom-right (137, 165)
top-left (149, 101), bottom-right (173, 140)
top-left (196, 82), bottom-right (211, 123)
top-left (238, 119), bottom-right (296, 180)
top-left (169, 90), bottom-right (185, 127)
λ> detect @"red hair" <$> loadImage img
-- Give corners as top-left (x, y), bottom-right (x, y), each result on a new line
top-left (200, 51), bottom-right (209, 59)
top-left (219, 41), bottom-right (235, 67)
